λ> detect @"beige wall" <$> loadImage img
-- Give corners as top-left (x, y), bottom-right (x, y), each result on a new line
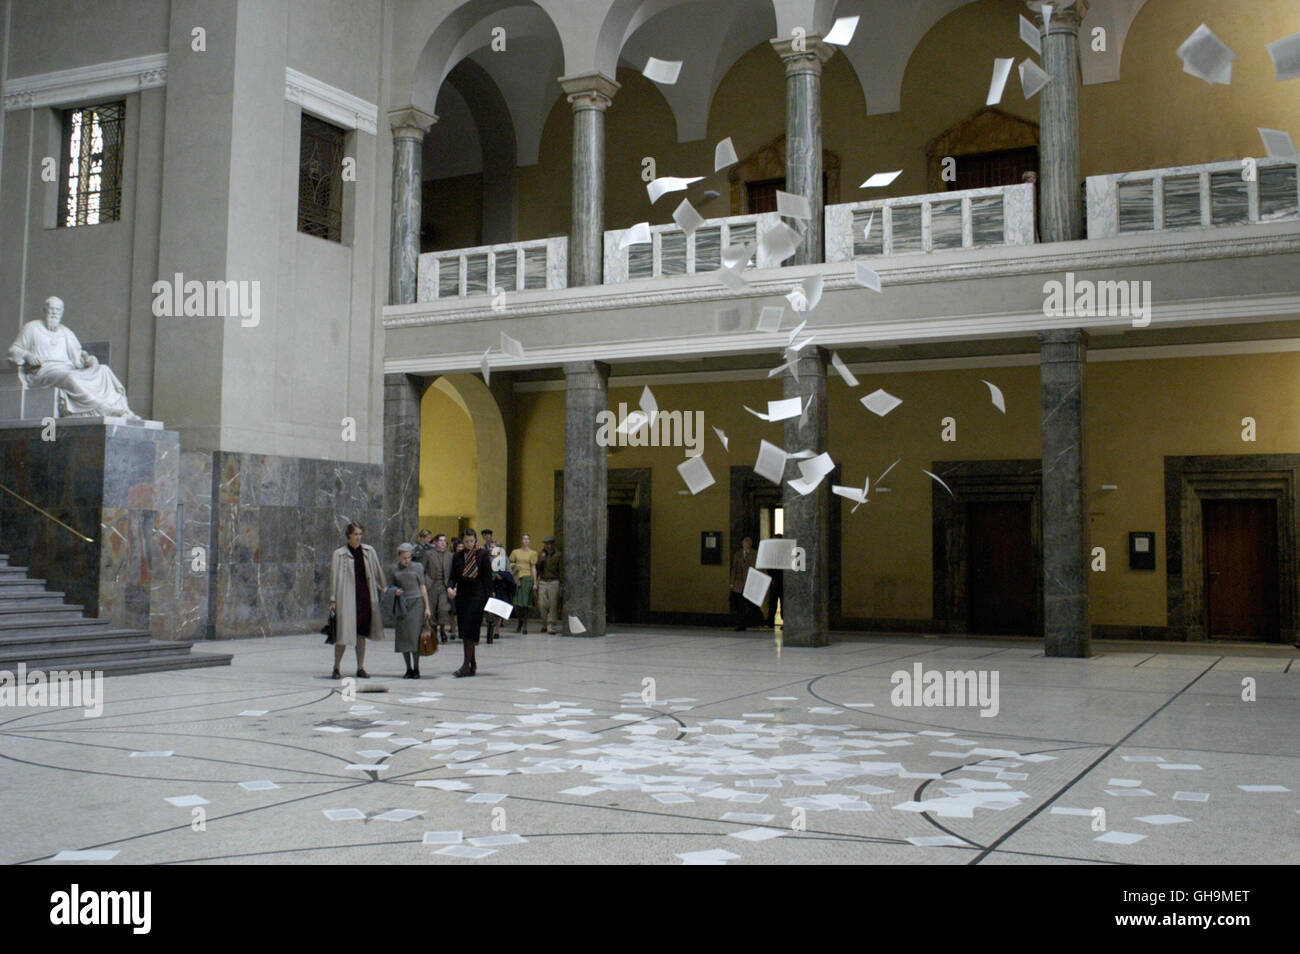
top-left (506, 350), bottom-right (1300, 627)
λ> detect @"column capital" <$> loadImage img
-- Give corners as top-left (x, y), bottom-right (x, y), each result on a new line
top-left (387, 106), bottom-right (436, 140)
top-left (769, 35), bottom-right (835, 76)
top-left (1027, 0), bottom-right (1089, 33)
top-left (559, 72), bottom-right (619, 111)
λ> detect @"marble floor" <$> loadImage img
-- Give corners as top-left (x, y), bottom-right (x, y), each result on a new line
top-left (2, 627), bottom-right (1296, 865)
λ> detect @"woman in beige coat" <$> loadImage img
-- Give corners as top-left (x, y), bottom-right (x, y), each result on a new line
top-left (329, 522), bottom-right (386, 679)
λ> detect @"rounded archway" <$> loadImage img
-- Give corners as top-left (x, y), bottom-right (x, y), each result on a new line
top-left (418, 374), bottom-right (508, 540)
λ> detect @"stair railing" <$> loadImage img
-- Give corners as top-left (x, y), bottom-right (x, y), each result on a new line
top-left (0, 483), bottom-right (94, 543)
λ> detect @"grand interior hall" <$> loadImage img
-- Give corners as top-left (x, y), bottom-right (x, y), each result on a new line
top-left (0, 0), bottom-right (1297, 887)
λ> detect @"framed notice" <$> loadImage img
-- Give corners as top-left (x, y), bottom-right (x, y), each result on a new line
top-left (1129, 532), bottom-right (1156, 570)
top-left (701, 531), bottom-right (722, 565)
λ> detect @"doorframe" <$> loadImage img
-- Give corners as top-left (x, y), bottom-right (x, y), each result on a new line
top-left (931, 459), bottom-right (1043, 636)
top-left (554, 467), bottom-right (652, 623)
top-left (729, 466), bottom-right (842, 625)
top-left (1165, 455), bottom-right (1298, 643)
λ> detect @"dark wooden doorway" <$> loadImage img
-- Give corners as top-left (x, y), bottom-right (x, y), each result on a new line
top-left (606, 501), bottom-right (639, 623)
top-left (966, 500), bottom-right (1035, 635)
top-left (949, 146), bottom-right (1038, 190)
top-left (1203, 499), bottom-right (1279, 640)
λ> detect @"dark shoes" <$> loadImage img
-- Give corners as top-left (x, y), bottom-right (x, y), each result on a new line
top-left (330, 669), bottom-right (341, 679)
top-left (355, 669), bottom-right (370, 679)
top-left (453, 665), bottom-right (474, 678)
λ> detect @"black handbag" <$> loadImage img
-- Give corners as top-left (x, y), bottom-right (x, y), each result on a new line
top-left (322, 609), bottom-right (337, 644)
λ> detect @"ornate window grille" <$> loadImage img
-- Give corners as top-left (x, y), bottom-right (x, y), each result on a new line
top-left (297, 114), bottom-right (345, 242)
top-left (61, 101), bottom-right (124, 227)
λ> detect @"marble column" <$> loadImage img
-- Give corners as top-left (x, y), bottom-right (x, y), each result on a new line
top-left (770, 35), bottom-right (834, 265)
top-left (558, 73), bottom-right (619, 287)
top-left (387, 107), bottom-right (436, 305)
top-left (782, 347), bottom-right (830, 646)
top-left (1028, 0), bottom-right (1088, 243)
top-left (1040, 330), bottom-right (1091, 657)
top-left (562, 361), bottom-right (609, 636)
top-left (383, 373), bottom-right (426, 561)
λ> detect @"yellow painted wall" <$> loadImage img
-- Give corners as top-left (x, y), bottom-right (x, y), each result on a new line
top-left (419, 383), bottom-right (478, 536)
top-left (460, 0), bottom-right (1300, 244)
top-left (508, 351), bottom-right (1300, 627)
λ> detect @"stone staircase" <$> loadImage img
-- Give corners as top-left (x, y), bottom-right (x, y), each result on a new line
top-left (0, 553), bottom-right (232, 676)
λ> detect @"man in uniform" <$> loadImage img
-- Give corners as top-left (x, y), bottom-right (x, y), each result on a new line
top-left (535, 536), bottom-right (562, 635)
top-left (421, 532), bottom-right (455, 642)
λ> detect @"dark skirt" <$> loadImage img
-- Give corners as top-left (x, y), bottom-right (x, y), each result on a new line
top-left (457, 598), bottom-right (487, 644)
top-left (355, 581), bottom-right (371, 638)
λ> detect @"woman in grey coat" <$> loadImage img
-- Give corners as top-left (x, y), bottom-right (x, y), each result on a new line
top-left (391, 542), bottom-right (431, 678)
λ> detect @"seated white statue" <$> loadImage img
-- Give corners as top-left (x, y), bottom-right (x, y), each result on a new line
top-left (8, 296), bottom-right (141, 422)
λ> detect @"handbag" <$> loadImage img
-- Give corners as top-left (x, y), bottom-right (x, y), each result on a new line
top-left (419, 623), bottom-right (438, 657)
top-left (322, 609), bottom-right (336, 644)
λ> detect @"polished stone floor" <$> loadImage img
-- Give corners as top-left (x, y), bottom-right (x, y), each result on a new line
top-left (2, 627), bottom-right (1296, 865)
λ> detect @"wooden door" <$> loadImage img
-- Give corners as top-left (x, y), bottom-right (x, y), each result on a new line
top-left (1203, 499), bottom-right (1279, 640)
top-left (966, 500), bottom-right (1035, 635)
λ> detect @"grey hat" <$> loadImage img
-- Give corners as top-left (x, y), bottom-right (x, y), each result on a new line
top-left (397, 542), bottom-right (415, 552)
top-left (543, 535), bottom-right (556, 543)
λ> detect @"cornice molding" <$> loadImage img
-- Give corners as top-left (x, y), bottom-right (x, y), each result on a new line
top-left (3, 53), bottom-right (167, 110)
top-left (383, 225), bottom-right (1300, 332)
top-left (285, 67), bottom-right (379, 135)
top-left (383, 292), bottom-right (1300, 377)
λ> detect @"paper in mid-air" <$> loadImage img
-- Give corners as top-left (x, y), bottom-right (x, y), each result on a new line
top-left (647, 176), bottom-right (703, 203)
top-left (480, 347), bottom-right (492, 385)
top-left (715, 136), bottom-right (739, 171)
top-left (823, 15), bottom-right (859, 46)
top-left (712, 425), bottom-right (729, 451)
top-left (860, 170), bottom-right (902, 189)
top-left (1019, 58), bottom-right (1052, 99)
top-left (618, 222), bottom-right (652, 249)
top-left (756, 537), bottom-right (797, 570)
top-left (830, 352), bottom-right (859, 387)
top-left (1266, 32), bottom-right (1300, 81)
top-left (1258, 127), bottom-right (1297, 159)
top-left (776, 190), bottom-right (812, 220)
top-left (758, 222), bottom-right (802, 266)
top-left (500, 331), bottom-right (524, 359)
top-left (742, 567), bottom-right (773, 606)
top-left (642, 57), bottom-right (682, 85)
top-left (1019, 14), bottom-right (1041, 55)
top-left (788, 452), bottom-right (835, 495)
top-left (756, 306), bottom-right (784, 333)
top-left (754, 439), bottom-right (787, 484)
top-left (1177, 23), bottom-right (1235, 85)
top-left (861, 388), bottom-right (902, 417)
top-left (673, 197), bottom-right (704, 236)
top-left (854, 261), bottom-right (883, 293)
top-left (677, 454), bottom-right (715, 495)
top-left (639, 385), bottom-right (659, 425)
top-left (986, 57), bottom-right (1015, 105)
top-left (568, 616), bottom-right (586, 634)
top-left (981, 379), bottom-right (1007, 413)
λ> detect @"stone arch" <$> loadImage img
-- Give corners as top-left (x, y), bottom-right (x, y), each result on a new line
top-left (421, 374), bottom-right (508, 540)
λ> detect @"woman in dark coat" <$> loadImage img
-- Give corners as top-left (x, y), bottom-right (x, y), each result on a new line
top-left (447, 528), bottom-right (490, 677)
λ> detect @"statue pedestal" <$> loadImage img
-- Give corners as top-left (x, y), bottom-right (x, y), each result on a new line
top-left (0, 419), bottom-right (182, 638)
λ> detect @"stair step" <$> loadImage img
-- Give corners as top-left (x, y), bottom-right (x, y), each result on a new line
top-left (0, 608), bottom-right (87, 623)
top-left (0, 627), bottom-right (154, 652)
top-left (0, 640), bottom-right (201, 668)
top-left (81, 653), bottom-right (233, 677)
top-left (0, 617), bottom-right (114, 637)
top-left (0, 595), bottom-right (72, 609)
top-left (0, 583), bottom-right (56, 595)
top-left (0, 566), bottom-right (31, 577)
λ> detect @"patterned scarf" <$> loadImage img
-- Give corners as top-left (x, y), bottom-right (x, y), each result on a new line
top-left (462, 548), bottom-right (480, 580)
